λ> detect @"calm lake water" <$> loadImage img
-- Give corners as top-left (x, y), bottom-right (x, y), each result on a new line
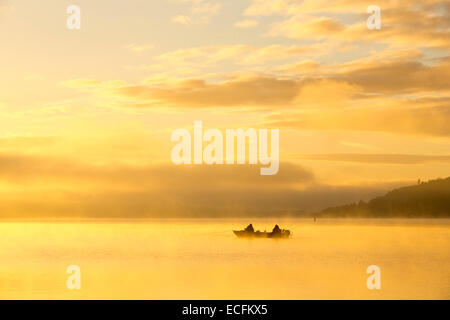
top-left (0, 218), bottom-right (449, 299)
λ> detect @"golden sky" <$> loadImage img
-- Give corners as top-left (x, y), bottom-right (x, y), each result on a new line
top-left (0, 0), bottom-right (449, 217)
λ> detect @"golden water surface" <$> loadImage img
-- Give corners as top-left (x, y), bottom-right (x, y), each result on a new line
top-left (0, 219), bottom-right (449, 299)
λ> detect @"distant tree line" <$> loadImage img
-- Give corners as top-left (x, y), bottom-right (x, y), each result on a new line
top-left (320, 177), bottom-right (450, 218)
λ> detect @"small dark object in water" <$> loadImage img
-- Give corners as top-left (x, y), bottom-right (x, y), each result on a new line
top-left (233, 224), bottom-right (291, 238)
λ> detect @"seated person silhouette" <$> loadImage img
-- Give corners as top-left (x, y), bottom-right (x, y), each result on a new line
top-left (272, 224), bottom-right (281, 234)
top-left (245, 224), bottom-right (254, 232)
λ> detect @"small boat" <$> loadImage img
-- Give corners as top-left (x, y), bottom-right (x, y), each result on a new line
top-left (233, 224), bottom-right (291, 239)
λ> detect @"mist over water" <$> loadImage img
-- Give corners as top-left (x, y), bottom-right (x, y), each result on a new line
top-left (0, 219), bottom-right (448, 299)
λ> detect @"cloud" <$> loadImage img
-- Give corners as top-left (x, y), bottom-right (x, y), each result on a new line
top-left (294, 79), bottom-right (360, 109)
top-left (246, 0), bottom-right (450, 49)
top-left (68, 56), bottom-right (450, 109)
top-left (238, 45), bottom-right (311, 65)
top-left (0, 183), bottom-right (394, 218)
top-left (62, 44), bottom-right (450, 138)
top-left (191, 1), bottom-right (221, 15)
top-left (0, 152), bottom-right (334, 218)
top-left (171, 0), bottom-right (222, 25)
top-left (172, 15), bottom-right (192, 25)
top-left (0, 152), bottom-right (412, 218)
top-left (295, 154), bottom-right (450, 164)
top-left (112, 75), bottom-right (301, 108)
top-left (245, 0), bottom-right (293, 16)
top-left (234, 20), bottom-right (259, 28)
top-left (155, 44), bottom-right (313, 67)
top-left (338, 59), bottom-right (450, 94)
top-left (294, 0), bottom-right (441, 14)
top-left (266, 104), bottom-right (450, 137)
top-left (270, 16), bottom-right (346, 39)
top-left (156, 45), bottom-right (251, 65)
top-left (0, 153), bottom-right (313, 187)
top-left (275, 60), bottom-right (320, 75)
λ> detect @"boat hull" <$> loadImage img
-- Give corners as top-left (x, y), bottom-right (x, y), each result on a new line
top-left (233, 230), bottom-right (290, 238)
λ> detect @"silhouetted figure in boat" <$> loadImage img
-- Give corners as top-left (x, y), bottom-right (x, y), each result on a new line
top-left (272, 224), bottom-right (281, 235)
top-left (233, 224), bottom-right (290, 238)
top-left (245, 224), bottom-right (254, 232)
